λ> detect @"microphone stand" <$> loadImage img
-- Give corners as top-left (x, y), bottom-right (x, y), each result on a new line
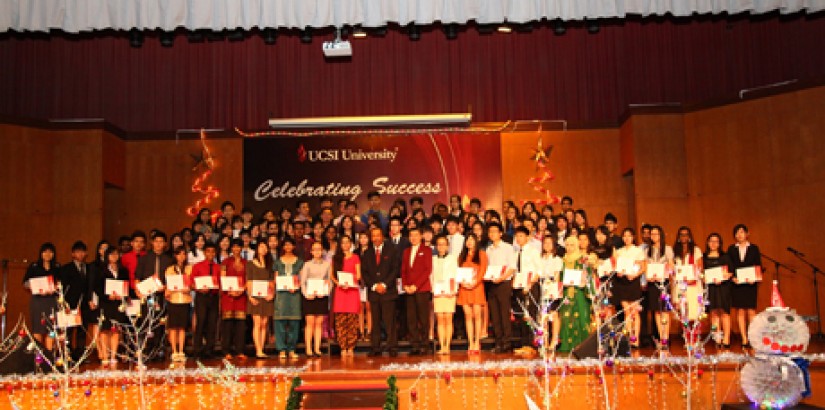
top-left (789, 251), bottom-right (824, 339)
top-left (761, 253), bottom-right (796, 289)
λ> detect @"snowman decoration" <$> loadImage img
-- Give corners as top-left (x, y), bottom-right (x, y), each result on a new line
top-left (740, 281), bottom-right (812, 409)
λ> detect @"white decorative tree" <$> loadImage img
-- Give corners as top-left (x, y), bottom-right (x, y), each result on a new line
top-left (112, 294), bottom-right (166, 410)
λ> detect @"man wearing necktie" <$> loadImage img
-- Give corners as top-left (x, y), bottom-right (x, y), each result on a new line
top-left (135, 231), bottom-right (174, 361)
top-left (191, 243), bottom-right (221, 359)
top-left (361, 227), bottom-right (402, 357)
top-left (59, 241), bottom-right (90, 361)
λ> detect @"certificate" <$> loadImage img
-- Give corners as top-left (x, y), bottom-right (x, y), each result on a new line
top-left (166, 274), bottom-right (187, 291)
top-left (455, 267), bottom-right (475, 284)
top-left (616, 257), bottom-right (636, 274)
top-left (276, 275), bottom-right (297, 291)
top-left (105, 279), bottom-right (128, 297)
top-left (337, 272), bottom-right (355, 287)
top-left (562, 269), bottom-right (584, 287)
top-left (432, 279), bottom-right (455, 296)
top-left (29, 276), bottom-right (55, 295)
top-left (646, 263), bottom-right (667, 282)
top-left (544, 257), bottom-right (564, 279)
top-left (125, 300), bottom-right (141, 317)
top-left (704, 266), bottom-right (727, 284)
top-left (57, 310), bottom-right (81, 328)
top-left (397, 278), bottom-right (405, 295)
top-left (136, 277), bottom-right (162, 296)
top-left (512, 270), bottom-right (531, 289)
top-left (542, 280), bottom-right (563, 300)
top-left (596, 259), bottom-right (614, 277)
top-left (221, 276), bottom-right (241, 292)
top-left (193, 276), bottom-right (217, 290)
top-left (484, 265), bottom-right (504, 281)
top-left (736, 266), bottom-right (762, 284)
top-left (307, 279), bottom-right (329, 296)
top-left (250, 280), bottom-right (271, 298)
top-left (674, 265), bottom-right (696, 282)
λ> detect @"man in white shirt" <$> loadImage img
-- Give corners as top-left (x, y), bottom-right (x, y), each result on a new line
top-left (445, 216), bottom-right (465, 256)
top-left (485, 222), bottom-right (517, 353)
top-left (512, 227), bottom-right (542, 355)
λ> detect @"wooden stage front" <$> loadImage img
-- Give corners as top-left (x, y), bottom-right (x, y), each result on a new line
top-left (2, 341), bottom-right (825, 410)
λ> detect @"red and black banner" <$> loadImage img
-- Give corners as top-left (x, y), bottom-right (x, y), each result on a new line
top-left (243, 132), bottom-right (502, 214)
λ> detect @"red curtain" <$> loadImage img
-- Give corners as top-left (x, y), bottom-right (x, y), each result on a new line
top-left (0, 14), bottom-right (823, 132)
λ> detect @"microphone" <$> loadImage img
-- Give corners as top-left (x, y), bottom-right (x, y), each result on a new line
top-left (787, 247), bottom-right (805, 257)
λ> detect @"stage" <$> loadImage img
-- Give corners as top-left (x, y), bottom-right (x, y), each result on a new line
top-left (2, 339), bottom-right (824, 410)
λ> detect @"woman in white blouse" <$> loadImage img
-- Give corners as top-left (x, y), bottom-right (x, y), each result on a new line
top-left (645, 225), bottom-right (674, 347)
top-left (431, 236), bottom-right (458, 354)
top-left (538, 236), bottom-right (564, 350)
top-left (672, 226), bottom-right (704, 322)
top-left (613, 228), bottom-right (647, 348)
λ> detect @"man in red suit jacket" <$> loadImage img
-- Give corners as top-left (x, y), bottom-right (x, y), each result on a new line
top-left (401, 227), bottom-right (433, 356)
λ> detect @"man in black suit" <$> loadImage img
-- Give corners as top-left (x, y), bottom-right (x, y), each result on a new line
top-left (387, 216), bottom-right (411, 341)
top-left (59, 241), bottom-right (90, 361)
top-left (134, 231), bottom-right (174, 361)
top-left (362, 227), bottom-right (402, 357)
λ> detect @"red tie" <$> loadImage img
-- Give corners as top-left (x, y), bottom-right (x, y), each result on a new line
top-left (375, 248), bottom-right (381, 265)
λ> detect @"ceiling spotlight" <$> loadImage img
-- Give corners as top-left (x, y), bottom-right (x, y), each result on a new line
top-left (371, 27), bottom-right (388, 37)
top-left (476, 24), bottom-right (495, 35)
top-left (497, 24), bottom-right (512, 33)
top-left (128, 29), bottom-right (144, 48)
top-left (262, 28), bottom-right (277, 45)
top-left (553, 20), bottom-right (566, 35)
top-left (187, 30), bottom-right (205, 43)
top-left (159, 31), bottom-right (174, 47)
top-left (407, 24), bottom-right (421, 41)
top-left (515, 23), bottom-right (534, 33)
top-left (443, 23), bottom-right (458, 40)
top-left (207, 30), bottom-right (225, 42)
top-left (586, 20), bottom-right (600, 34)
top-left (227, 28), bottom-right (245, 41)
top-left (300, 27), bottom-right (313, 43)
top-left (352, 26), bottom-right (367, 38)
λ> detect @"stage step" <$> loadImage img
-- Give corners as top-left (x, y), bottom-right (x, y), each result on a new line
top-left (296, 382), bottom-right (388, 410)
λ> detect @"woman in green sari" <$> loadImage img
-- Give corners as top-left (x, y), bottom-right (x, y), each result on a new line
top-left (273, 237), bottom-right (304, 360)
top-left (557, 235), bottom-right (597, 352)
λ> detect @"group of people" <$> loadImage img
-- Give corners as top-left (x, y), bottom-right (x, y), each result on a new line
top-left (21, 192), bottom-right (763, 365)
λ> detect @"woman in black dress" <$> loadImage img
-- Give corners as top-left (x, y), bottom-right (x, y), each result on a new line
top-left (87, 240), bottom-right (109, 361)
top-left (94, 247), bottom-right (129, 366)
top-left (703, 233), bottom-right (733, 348)
top-left (727, 224), bottom-right (762, 348)
top-left (23, 242), bottom-right (60, 350)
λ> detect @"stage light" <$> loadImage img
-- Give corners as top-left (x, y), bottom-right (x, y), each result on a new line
top-left (587, 20), bottom-right (600, 34)
top-left (187, 30), bottom-right (205, 43)
top-left (553, 20), bottom-right (566, 35)
top-left (352, 26), bottom-right (367, 38)
top-left (476, 24), bottom-right (495, 35)
top-left (262, 28), bottom-right (277, 45)
top-left (129, 29), bottom-right (143, 48)
top-left (268, 113), bottom-right (472, 129)
top-left (371, 27), bottom-right (388, 37)
top-left (443, 23), bottom-right (458, 40)
top-left (515, 23), bottom-right (534, 33)
top-left (407, 24), bottom-right (421, 41)
top-left (159, 31), bottom-right (174, 47)
top-left (227, 29), bottom-right (245, 42)
top-left (207, 30), bottom-right (225, 42)
top-left (497, 24), bottom-right (512, 33)
top-left (300, 27), bottom-right (313, 43)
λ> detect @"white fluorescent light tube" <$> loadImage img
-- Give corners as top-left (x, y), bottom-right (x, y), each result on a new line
top-left (268, 113), bottom-right (472, 129)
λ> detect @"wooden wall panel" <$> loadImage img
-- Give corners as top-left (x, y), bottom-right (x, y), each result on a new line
top-left (103, 132), bottom-right (126, 188)
top-left (683, 85), bottom-right (825, 325)
top-left (501, 130), bottom-right (631, 228)
top-left (107, 138), bottom-right (244, 242)
top-left (629, 114), bottom-right (692, 237)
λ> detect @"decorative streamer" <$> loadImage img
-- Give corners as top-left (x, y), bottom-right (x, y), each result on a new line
top-left (186, 129), bottom-right (220, 217)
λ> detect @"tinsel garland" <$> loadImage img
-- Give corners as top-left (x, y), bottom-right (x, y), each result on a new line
top-left (384, 375), bottom-right (399, 410)
top-left (285, 376), bottom-right (303, 410)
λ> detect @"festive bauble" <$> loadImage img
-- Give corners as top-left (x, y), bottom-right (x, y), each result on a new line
top-left (748, 308), bottom-right (809, 355)
top-left (741, 356), bottom-right (806, 409)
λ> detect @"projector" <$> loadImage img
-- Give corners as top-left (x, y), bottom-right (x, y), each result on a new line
top-left (322, 39), bottom-right (352, 57)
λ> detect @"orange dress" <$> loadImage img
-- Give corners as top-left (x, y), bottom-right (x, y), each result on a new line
top-left (457, 250), bottom-right (488, 306)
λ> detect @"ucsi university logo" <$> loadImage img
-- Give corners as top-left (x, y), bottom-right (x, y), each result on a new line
top-left (297, 145), bottom-right (307, 163)
top-left (297, 144), bottom-right (399, 163)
